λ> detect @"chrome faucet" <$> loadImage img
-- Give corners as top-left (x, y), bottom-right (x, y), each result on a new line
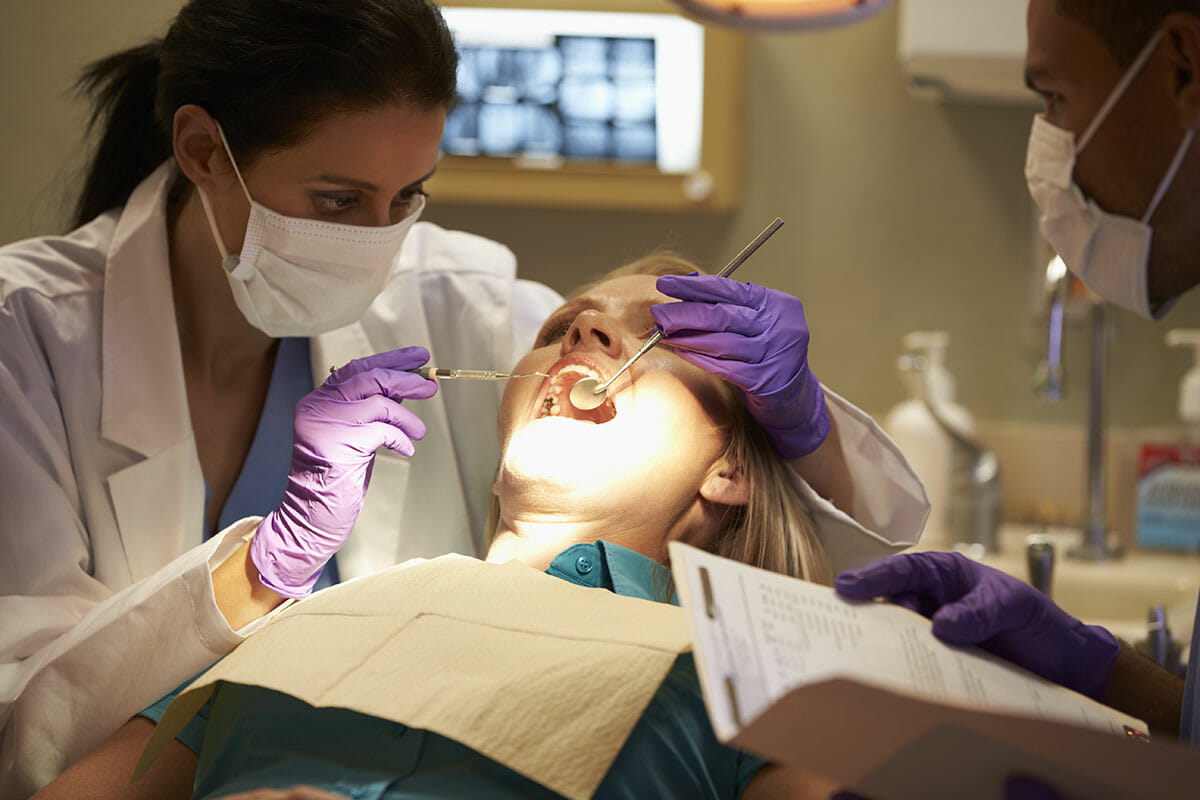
top-left (1034, 256), bottom-right (1069, 402)
top-left (1073, 300), bottom-right (1122, 560)
top-left (1035, 257), bottom-right (1123, 560)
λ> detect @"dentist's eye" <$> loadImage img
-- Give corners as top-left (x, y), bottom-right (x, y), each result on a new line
top-left (314, 192), bottom-right (360, 214)
top-left (1027, 85), bottom-right (1063, 116)
top-left (392, 186), bottom-right (429, 216)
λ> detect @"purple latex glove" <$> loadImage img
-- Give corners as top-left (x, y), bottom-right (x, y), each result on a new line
top-left (652, 274), bottom-right (829, 459)
top-left (251, 346), bottom-right (437, 598)
top-left (834, 552), bottom-right (1120, 700)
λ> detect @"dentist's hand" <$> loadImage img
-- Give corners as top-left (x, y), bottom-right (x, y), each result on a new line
top-left (834, 552), bottom-right (1120, 700)
top-left (251, 346), bottom-right (436, 598)
top-left (652, 274), bottom-right (829, 458)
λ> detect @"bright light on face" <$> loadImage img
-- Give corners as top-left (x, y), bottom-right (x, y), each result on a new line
top-left (491, 274), bottom-right (736, 556)
top-left (501, 365), bottom-right (711, 498)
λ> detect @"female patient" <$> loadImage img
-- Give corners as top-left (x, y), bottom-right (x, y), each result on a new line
top-left (38, 257), bottom-right (876, 800)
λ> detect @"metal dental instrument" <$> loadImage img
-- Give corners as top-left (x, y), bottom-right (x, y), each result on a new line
top-left (568, 217), bottom-right (785, 411)
top-left (415, 367), bottom-right (548, 381)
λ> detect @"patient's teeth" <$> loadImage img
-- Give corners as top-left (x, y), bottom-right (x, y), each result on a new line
top-left (538, 361), bottom-right (613, 423)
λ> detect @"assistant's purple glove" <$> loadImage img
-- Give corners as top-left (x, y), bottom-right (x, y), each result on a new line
top-left (834, 552), bottom-right (1120, 700)
top-left (652, 274), bottom-right (829, 459)
top-left (251, 346), bottom-right (437, 598)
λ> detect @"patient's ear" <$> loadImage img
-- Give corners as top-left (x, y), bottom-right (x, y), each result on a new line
top-left (700, 456), bottom-right (750, 507)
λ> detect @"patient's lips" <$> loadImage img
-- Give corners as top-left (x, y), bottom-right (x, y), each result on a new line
top-left (535, 357), bottom-right (617, 424)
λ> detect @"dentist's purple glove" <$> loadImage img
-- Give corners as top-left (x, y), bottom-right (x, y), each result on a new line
top-left (652, 274), bottom-right (829, 459)
top-left (251, 346), bottom-right (437, 598)
top-left (834, 552), bottom-right (1120, 700)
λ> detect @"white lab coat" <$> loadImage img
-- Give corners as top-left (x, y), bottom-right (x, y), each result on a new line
top-left (0, 163), bottom-right (928, 798)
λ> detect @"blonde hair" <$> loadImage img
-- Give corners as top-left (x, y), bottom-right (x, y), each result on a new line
top-left (713, 393), bottom-right (829, 584)
top-left (490, 252), bottom-right (829, 584)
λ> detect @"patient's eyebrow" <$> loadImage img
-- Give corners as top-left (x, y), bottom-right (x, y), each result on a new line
top-left (533, 297), bottom-right (599, 345)
top-left (554, 296), bottom-right (603, 319)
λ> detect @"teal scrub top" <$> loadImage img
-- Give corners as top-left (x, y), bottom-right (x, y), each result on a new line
top-left (204, 336), bottom-right (339, 591)
top-left (141, 541), bottom-right (768, 799)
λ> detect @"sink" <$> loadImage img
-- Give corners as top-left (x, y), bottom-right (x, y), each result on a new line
top-left (917, 526), bottom-right (1200, 654)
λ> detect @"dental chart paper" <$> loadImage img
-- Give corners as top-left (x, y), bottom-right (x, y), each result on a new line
top-left (669, 542), bottom-right (1200, 800)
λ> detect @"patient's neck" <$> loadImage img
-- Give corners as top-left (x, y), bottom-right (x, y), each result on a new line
top-left (485, 500), bottom-right (665, 571)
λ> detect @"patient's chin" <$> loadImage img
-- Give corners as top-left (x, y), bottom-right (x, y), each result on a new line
top-left (500, 418), bottom-right (625, 493)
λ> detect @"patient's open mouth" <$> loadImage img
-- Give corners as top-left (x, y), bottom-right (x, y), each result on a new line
top-left (535, 359), bottom-right (617, 424)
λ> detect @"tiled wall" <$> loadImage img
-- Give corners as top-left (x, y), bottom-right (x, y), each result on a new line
top-left (976, 422), bottom-right (1196, 551)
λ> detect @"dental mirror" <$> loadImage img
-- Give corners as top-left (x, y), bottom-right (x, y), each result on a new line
top-left (568, 377), bottom-right (610, 411)
top-left (568, 217), bottom-right (784, 411)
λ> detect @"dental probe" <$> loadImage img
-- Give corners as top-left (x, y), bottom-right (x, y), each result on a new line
top-left (414, 367), bottom-right (548, 381)
top-left (568, 217), bottom-right (785, 411)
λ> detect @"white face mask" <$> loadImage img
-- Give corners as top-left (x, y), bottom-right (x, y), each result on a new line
top-left (1025, 29), bottom-right (1194, 320)
top-left (196, 123), bottom-right (425, 337)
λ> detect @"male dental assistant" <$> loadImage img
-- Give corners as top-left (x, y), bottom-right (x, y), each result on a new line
top-left (837, 0), bottom-right (1200, 772)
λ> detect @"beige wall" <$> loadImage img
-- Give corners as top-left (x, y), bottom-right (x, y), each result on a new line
top-left (427, 7), bottom-right (1200, 432)
top-left (5, 1), bottom-right (1200, 538)
top-left (1, 1), bottom-right (177, 239)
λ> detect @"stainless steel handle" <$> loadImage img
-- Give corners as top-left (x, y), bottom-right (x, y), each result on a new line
top-left (1025, 534), bottom-right (1055, 597)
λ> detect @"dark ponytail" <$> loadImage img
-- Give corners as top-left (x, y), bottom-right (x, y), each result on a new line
top-left (71, 0), bottom-right (457, 228)
top-left (73, 42), bottom-right (170, 227)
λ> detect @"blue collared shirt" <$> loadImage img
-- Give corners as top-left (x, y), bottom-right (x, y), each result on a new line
top-left (142, 541), bottom-right (766, 799)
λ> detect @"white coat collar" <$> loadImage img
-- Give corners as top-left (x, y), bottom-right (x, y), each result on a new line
top-left (100, 162), bottom-right (191, 457)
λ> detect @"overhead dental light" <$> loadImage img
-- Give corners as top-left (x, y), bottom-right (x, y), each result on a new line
top-left (669, 0), bottom-right (895, 31)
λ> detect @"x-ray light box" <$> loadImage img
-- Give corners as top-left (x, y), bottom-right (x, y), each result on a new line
top-left (431, 3), bottom-right (744, 211)
top-left (441, 8), bottom-right (703, 173)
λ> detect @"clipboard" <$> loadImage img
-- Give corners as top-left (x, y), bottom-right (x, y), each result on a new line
top-left (668, 542), bottom-right (1200, 799)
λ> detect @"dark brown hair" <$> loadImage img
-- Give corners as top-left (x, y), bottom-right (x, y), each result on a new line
top-left (73, 0), bottom-right (456, 227)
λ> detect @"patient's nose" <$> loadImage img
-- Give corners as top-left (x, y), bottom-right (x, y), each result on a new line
top-left (564, 310), bottom-right (624, 359)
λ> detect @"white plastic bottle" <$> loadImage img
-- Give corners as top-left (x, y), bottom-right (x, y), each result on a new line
top-left (1136, 330), bottom-right (1200, 550)
top-left (882, 331), bottom-right (975, 550)
top-left (1166, 329), bottom-right (1200, 443)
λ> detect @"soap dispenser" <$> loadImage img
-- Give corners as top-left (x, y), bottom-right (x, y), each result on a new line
top-left (1134, 330), bottom-right (1200, 551)
top-left (1165, 329), bottom-right (1200, 443)
top-left (883, 332), bottom-right (975, 550)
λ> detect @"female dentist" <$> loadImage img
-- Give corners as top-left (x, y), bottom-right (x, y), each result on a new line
top-left (0, 1), bottom-right (559, 794)
top-left (0, 0), bottom-right (927, 796)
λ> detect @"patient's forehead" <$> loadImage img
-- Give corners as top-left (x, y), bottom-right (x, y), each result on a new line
top-left (568, 274), bottom-right (669, 313)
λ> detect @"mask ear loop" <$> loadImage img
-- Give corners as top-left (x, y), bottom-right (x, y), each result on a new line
top-left (197, 187), bottom-right (239, 272)
top-left (1077, 29), bottom-right (1165, 153)
top-left (212, 122), bottom-right (255, 203)
top-left (197, 121), bottom-right (255, 275)
top-left (1143, 127), bottom-right (1195, 223)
